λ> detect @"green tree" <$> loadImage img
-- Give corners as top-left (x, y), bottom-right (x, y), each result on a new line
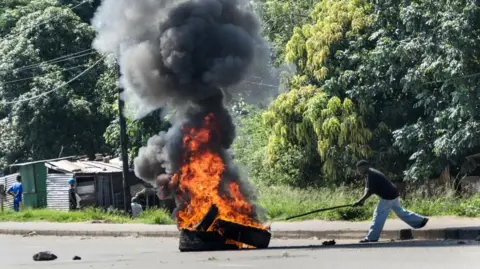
top-left (255, 0), bottom-right (313, 65)
top-left (56, 0), bottom-right (102, 23)
top-left (279, 0), bottom-right (480, 182)
top-left (252, 0), bottom-right (374, 186)
top-left (262, 82), bottom-right (371, 185)
top-left (387, 1), bottom-right (480, 181)
top-left (284, 0), bottom-right (372, 84)
top-left (0, 1), bottom-right (112, 168)
top-left (103, 105), bottom-right (171, 165)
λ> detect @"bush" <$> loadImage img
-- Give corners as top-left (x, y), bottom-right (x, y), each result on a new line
top-left (232, 105), bottom-right (313, 186)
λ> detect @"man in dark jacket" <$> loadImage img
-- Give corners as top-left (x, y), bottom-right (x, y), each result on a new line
top-left (353, 160), bottom-right (429, 243)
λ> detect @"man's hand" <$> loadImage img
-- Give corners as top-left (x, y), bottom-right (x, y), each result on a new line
top-left (353, 200), bottom-right (364, 207)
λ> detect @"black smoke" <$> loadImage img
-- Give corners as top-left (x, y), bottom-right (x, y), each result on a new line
top-left (92, 0), bottom-right (266, 220)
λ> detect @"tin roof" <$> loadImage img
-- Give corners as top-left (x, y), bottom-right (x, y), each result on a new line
top-left (0, 173), bottom-right (19, 181)
top-left (45, 160), bottom-right (123, 174)
top-left (10, 156), bottom-right (77, 167)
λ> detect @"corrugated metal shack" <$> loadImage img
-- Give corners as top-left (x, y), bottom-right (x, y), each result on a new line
top-left (45, 159), bottom-right (146, 211)
top-left (46, 172), bottom-right (73, 211)
top-left (9, 157), bottom-right (76, 209)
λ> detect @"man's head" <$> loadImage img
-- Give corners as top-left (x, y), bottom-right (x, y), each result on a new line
top-left (68, 178), bottom-right (75, 187)
top-left (356, 160), bottom-right (370, 176)
top-left (16, 175), bottom-right (22, 183)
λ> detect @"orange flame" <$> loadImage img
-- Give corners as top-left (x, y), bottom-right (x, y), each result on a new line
top-left (173, 113), bottom-right (264, 231)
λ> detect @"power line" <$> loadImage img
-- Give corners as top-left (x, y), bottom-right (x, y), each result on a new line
top-left (26, 0), bottom-right (91, 30)
top-left (10, 49), bottom-right (95, 72)
top-left (68, 0), bottom-right (91, 10)
top-left (243, 80), bottom-right (279, 88)
top-left (9, 0), bottom-right (92, 34)
top-left (2, 56), bottom-right (105, 105)
top-left (422, 72), bottom-right (480, 85)
top-left (3, 1), bottom-right (95, 73)
top-left (244, 71), bottom-right (480, 90)
top-left (2, 64), bottom-right (91, 85)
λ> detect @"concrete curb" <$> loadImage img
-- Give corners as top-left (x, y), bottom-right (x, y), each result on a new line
top-left (1, 227), bottom-right (479, 241)
top-left (0, 229), bottom-right (180, 238)
top-left (271, 228), bottom-right (480, 241)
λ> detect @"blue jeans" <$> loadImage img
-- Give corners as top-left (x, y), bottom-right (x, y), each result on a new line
top-left (13, 200), bottom-right (20, 212)
top-left (365, 198), bottom-right (425, 241)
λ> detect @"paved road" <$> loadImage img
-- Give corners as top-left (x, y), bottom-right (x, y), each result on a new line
top-left (1, 235), bottom-right (479, 269)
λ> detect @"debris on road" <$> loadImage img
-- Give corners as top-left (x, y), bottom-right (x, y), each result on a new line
top-left (23, 231), bottom-right (37, 237)
top-left (73, 256), bottom-right (82, 260)
top-left (322, 239), bottom-right (336, 246)
top-left (282, 251), bottom-right (290, 258)
top-left (90, 220), bottom-right (112, 224)
top-left (33, 251), bottom-right (57, 261)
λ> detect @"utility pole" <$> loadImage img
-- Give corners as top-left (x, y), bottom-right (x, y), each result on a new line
top-left (117, 64), bottom-right (130, 213)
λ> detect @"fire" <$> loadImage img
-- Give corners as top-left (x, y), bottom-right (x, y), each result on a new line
top-left (173, 113), bottom-right (264, 231)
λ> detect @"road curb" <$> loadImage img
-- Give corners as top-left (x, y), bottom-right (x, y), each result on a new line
top-left (1, 227), bottom-right (479, 240)
top-left (0, 229), bottom-right (180, 238)
top-left (270, 228), bottom-right (480, 240)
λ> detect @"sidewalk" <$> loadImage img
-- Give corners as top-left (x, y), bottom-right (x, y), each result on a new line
top-left (0, 216), bottom-right (479, 240)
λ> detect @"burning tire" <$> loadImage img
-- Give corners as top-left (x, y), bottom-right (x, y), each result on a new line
top-left (194, 205), bottom-right (219, 232)
top-left (212, 219), bottom-right (271, 249)
top-left (178, 230), bottom-right (239, 252)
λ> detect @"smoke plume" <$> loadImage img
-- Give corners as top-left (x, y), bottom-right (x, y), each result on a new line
top-left (92, 0), bottom-right (267, 219)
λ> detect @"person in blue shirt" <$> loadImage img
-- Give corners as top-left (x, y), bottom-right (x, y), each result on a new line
top-left (7, 175), bottom-right (23, 212)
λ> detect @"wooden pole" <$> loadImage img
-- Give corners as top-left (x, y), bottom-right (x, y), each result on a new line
top-left (0, 184), bottom-right (4, 213)
top-left (117, 64), bottom-right (131, 213)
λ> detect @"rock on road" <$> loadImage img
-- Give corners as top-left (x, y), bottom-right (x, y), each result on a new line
top-left (1, 235), bottom-right (479, 269)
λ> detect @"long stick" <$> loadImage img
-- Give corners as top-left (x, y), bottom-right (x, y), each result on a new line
top-left (285, 204), bottom-right (352, 220)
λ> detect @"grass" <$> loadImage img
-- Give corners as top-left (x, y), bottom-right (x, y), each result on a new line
top-left (0, 207), bottom-right (175, 224)
top-left (259, 185), bottom-right (480, 221)
top-left (1, 186), bottom-right (479, 224)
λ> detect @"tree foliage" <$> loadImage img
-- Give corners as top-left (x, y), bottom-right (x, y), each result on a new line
top-left (263, 83), bottom-right (372, 185)
top-left (285, 0), bottom-right (372, 81)
top-left (255, 0), bottom-right (313, 65)
top-left (0, 1), bottom-right (111, 166)
top-left (0, 0), bottom-right (169, 170)
top-left (250, 0), bottom-right (480, 185)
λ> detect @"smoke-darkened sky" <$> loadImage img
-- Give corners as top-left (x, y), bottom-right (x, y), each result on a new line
top-left (92, 0), bottom-right (265, 119)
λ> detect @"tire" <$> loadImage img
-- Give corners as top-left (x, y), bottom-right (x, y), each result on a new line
top-left (178, 230), bottom-right (239, 252)
top-left (194, 205), bottom-right (219, 231)
top-left (212, 219), bottom-right (271, 249)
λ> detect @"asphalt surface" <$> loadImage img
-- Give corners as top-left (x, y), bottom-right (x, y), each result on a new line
top-left (1, 235), bottom-right (479, 269)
